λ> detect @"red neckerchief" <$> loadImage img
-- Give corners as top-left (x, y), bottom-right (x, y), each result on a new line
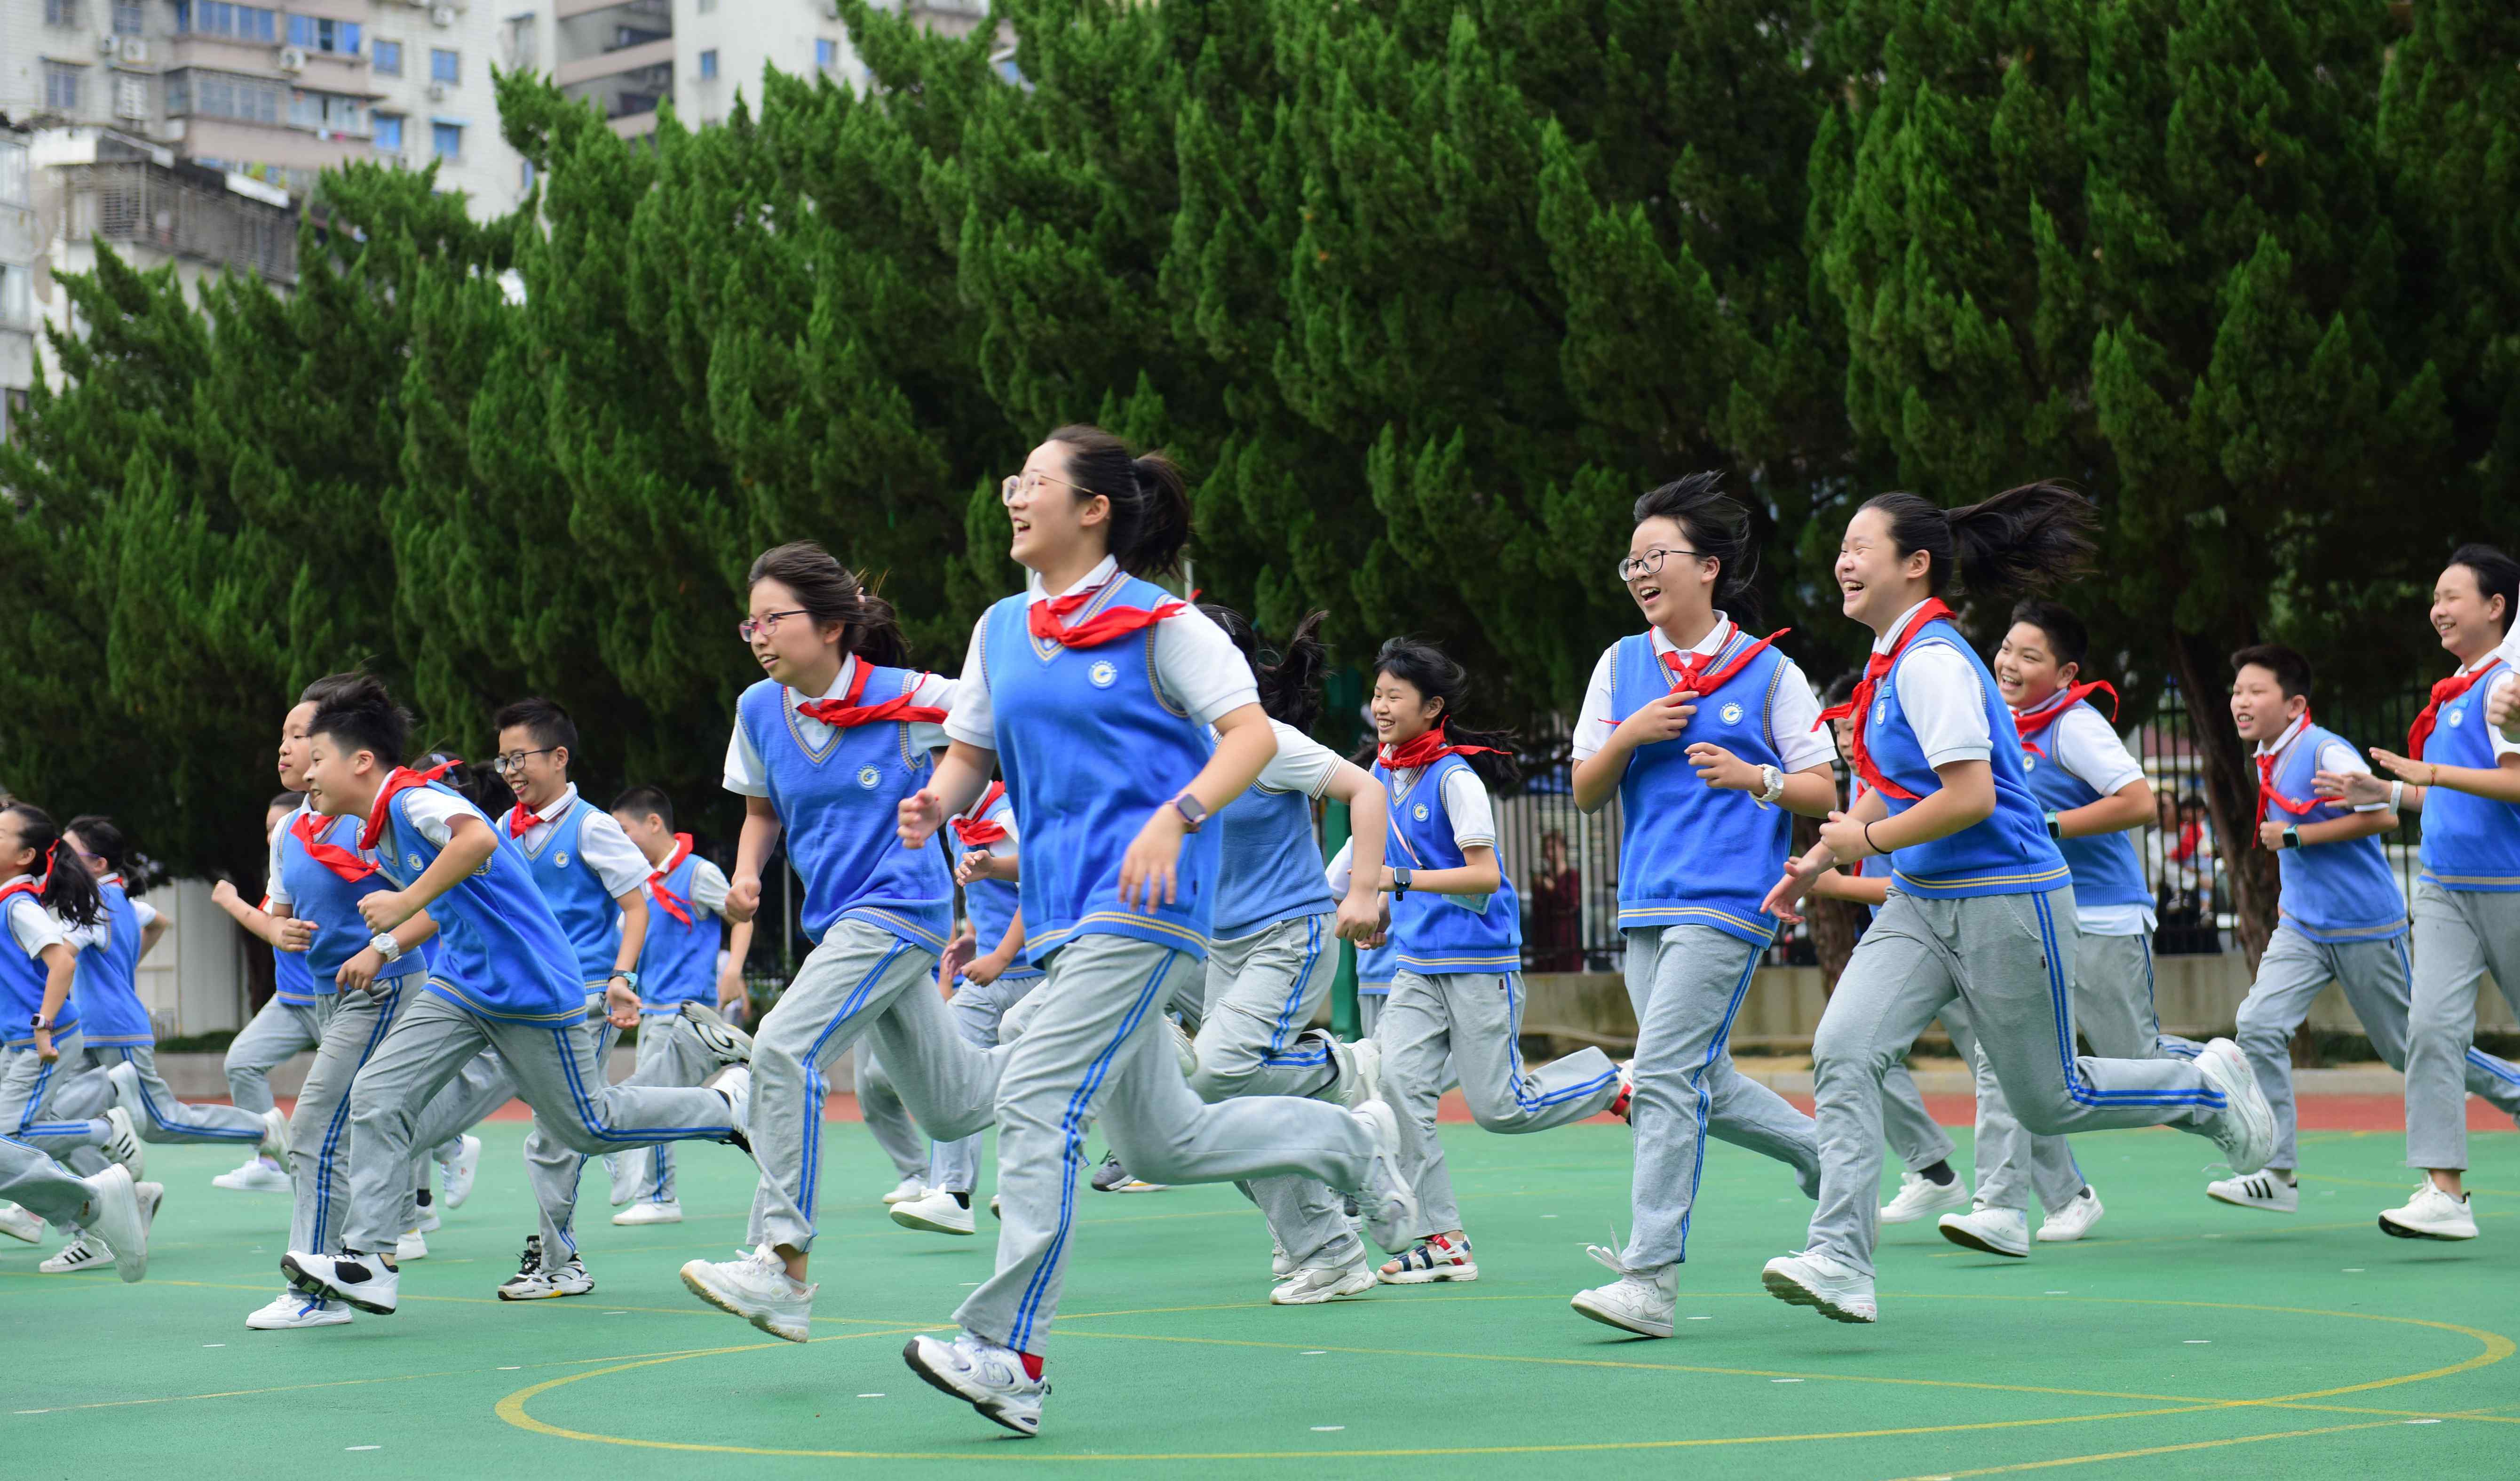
top-left (359, 760), bottom-right (460, 852)
top-left (1378, 725), bottom-right (1505, 772)
top-left (647, 833), bottom-right (696, 925)
top-left (292, 810), bottom-right (378, 882)
top-left (2013, 681), bottom-right (2122, 757)
top-left (1815, 600), bottom-right (1957, 803)
top-left (505, 789), bottom-right (569, 841)
top-left (2407, 659), bottom-right (2504, 761)
top-left (1026, 576), bottom-right (1184, 650)
top-left (951, 781), bottom-right (1010, 848)
top-left (2253, 712), bottom-right (2323, 831)
top-left (796, 660), bottom-right (949, 729)
top-left (1656, 623), bottom-right (1792, 696)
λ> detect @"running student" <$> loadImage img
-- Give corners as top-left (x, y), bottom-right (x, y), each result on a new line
top-left (0, 1137), bottom-right (151, 1281)
top-left (1355, 637), bottom-right (1621, 1289)
top-left (278, 676), bottom-right (753, 1319)
top-left (0, 803), bottom-right (142, 1250)
top-left (677, 541), bottom-right (1002, 1344)
top-left (2326, 546), bottom-right (2520, 1240)
top-left (598, 784), bottom-right (756, 1229)
top-left (1932, 599), bottom-right (2158, 1258)
top-left (1758, 486), bottom-right (2273, 1327)
top-left (206, 792), bottom-right (322, 1194)
top-left (1560, 473), bottom-right (1826, 1339)
top-left (894, 424), bottom-right (1410, 1436)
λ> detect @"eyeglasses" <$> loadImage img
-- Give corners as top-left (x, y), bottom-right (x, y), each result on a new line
top-left (1617, 547), bottom-right (1706, 582)
top-left (737, 610), bottom-right (809, 644)
top-left (1000, 471), bottom-right (1096, 505)
top-left (490, 748), bottom-right (559, 775)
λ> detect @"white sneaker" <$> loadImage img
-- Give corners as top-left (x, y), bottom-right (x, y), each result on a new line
top-left (260, 1107), bottom-right (291, 1161)
top-left (2206, 1170), bottom-right (2298, 1213)
top-left (497, 1236), bottom-right (595, 1299)
top-left (711, 1064), bottom-right (753, 1141)
top-left (2037, 1187), bottom-right (2106, 1243)
top-left (2193, 1038), bottom-right (2275, 1174)
top-left (903, 1330), bottom-right (1048, 1436)
top-left (679, 1247), bottom-right (814, 1342)
top-left (396, 1229), bottom-right (429, 1261)
top-left (1879, 1170), bottom-right (1970, 1224)
top-left (281, 1249), bottom-right (399, 1314)
top-left (413, 1202), bottom-right (441, 1233)
top-left (106, 1060), bottom-right (146, 1123)
top-left (1379, 1232), bottom-right (1477, 1285)
top-left (78, 1163), bottom-right (147, 1282)
top-left (989, 1194), bottom-right (1001, 1220)
top-left (213, 1155), bottom-right (292, 1194)
top-left (0, 1200), bottom-right (43, 1243)
top-left (605, 1151), bottom-right (645, 1207)
top-left (881, 1175), bottom-right (930, 1206)
top-left (1346, 1099), bottom-right (1419, 1253)
top-left (103, 1107), bottom-right (145, 1182)
top-left (1271, 1250), bottom-right (1376, 1306)
top-left (678, 1000), bottom-right (755, 1065)
top-left (1333, 1036), bottom-right (1383, 1111)
top-left (1270, 1239), bottom-right (1295, 1280)
top-left (246, 1291), bottom-right (352, 1330)
top-left (1938, 1204), bottom-right (2031, 1258)
top-left (612, 1199), bottom-right (684, 1226)
top-left (1569, 1246), bottom-right (1676, 1338)
top-left (891, 1188), bottom-right (976, 1235)
top-left (2378, 1181), bottom-right (2478, 1241)
top-left (1761, 1250), bottom-right (1877, 1324)
top-left (40, 1231), bottom-right (111, 1274)
top-left (439, 1134), bottom-right (483, 1210)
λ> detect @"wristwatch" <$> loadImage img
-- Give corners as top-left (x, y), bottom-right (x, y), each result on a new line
top-left (28, 1013), bottom-right (48, 1032)
top-left (2282, 824), bottom-right (2302, 851)
top-left (370, 932), bottom-right (403, 963)
top-left (1756, 764), bottom-right (1786, 806)
top-left (1170, 792), bottom-right (1210, 832)
top-left (2043, 809), bottom-right (2062, 840)
top-left (1392, 867), bottom-right (1413, 898)
top-left (607, 969), bottom-right (641, 990)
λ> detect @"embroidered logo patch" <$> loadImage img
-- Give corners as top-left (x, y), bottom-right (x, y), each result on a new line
top-left (2023, 754), bottom-right (2039, 771)
top-left (1412, 803), bottom-right (1430, 822)
top-left (1873, 700), bottom-right (1887, 725)
top-left (1088, 660), bottom-right (1118, 689)
top-left (2449, 708), bottom-right (2467, 728)
top-left (1720, 702), bottom-right (1744, 725)
top-left (405, 852), bottom-right (422, 872)
top-left (553, 851), bottom-right (571, 869)
top-left (856, 764), bottom-right (883, 789)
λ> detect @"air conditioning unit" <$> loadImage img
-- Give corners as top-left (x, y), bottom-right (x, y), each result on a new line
top-left (119, 37), bottom-right (147, 64)
top-left (97, 33), bottom-right (121, 57)
top-left (432, 5), bottom-right (456, 27)
top-left (426, 80), bottom-right (448, 101)
top-left (279, 45), bottom-right (308, 72)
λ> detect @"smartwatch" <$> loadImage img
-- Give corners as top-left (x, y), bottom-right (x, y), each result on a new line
top-left (1170, 793), bottom-right (1210, 832)
top-left (2043, 809), bottom-right (2062, 840)
top-left (1392, 867), bottom-right (1413, 898)
top-left (28, 1013), bottom-right (48, 1032)
top-left (2282, 824), bottom-right (2302, 851)
top-left (607, 970), bottom-right (641, 991)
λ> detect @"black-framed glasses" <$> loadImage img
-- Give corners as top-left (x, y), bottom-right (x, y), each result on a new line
top-left (490, 748), bottom-right (559, 775)
top-left (1617, 547), bottom-right (1705, 582)
top-left (737, 609), bottom-right (809, 643)
top-left (1000, 471), bottom-right (1096, 505)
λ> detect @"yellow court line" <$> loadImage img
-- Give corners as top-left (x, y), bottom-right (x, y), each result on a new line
top-left (1882, 1404), bottom-right (2520, 1480)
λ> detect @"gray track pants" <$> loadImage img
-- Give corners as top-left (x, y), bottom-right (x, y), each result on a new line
top-left (521, 1003), bottom-right (623, 1261)
top-left (2405, 884), bottom-right (2520, 1170)
top-left (954, 934), bottom-right (1376, 1356)
top-left (1616, 926), bottom-right (1819, 1272)
top-left (1970, 930), bottom-right (2161, 1215)
top-left (923, 974), bottom-right (1040, 1194)
top-left (1807, 888), bottom-right (2227, 1277)
top-left (856, 1044), bottom-right (934, 1181)
top-left (0, 1135), bottom-right (98, 1226)
top-left (225, 995), bottom-right (321, 1116)
top-left (1357, 991), bottom-right (1387, 1038)
top-left (57, 1043), bottom-right (265, 1146)
top-left (285, 983), bottom-right (416, 1258)
top-left (1381, 967), bottom-right (1622, 1239)
top-left (745, 919), bottom-right (1002, 1255)
top-left (1198, 917), bottom-right (1358, 1269)
top-left (0, 1033), bottom-right (111, 1160)
top-left (605, 1012), bottom-right (729, 1206)
top-left (338, 986), bottom-right (740, 1256)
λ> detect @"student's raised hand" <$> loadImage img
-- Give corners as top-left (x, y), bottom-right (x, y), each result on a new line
top-left (897, 787), bottom-right (946, 850)
top-left (604, 982), bottom-right (642, 1028)
top-left (358, 889), bottom-right (416, 932)
top-left (1686, 742), bottom-right (1756, 791)
top-left (1117, 805), bottom-right (1187, 912)
top-left (336, 947), bottom-right (382, 995)
top-left (2314, 767), bottom-right (2392, 806)
top-left (273, 916), bottom-right (317, 954)
top-left (1759, 853), bottom-right (1827, 925)
top-left (2365, 747), bottom-right (2429, 786)
top-left (722, 874), bottom-right (762, 925)
top-left (1332, 886), bottom-right (1381, 942)
top-left (1612, 691), bottom-right (1696, 749)
top-left (715, 971), bottom-right (750, 1025)
top-left (955, 850), bottom-right (1008, 887)
top-left (1815, 810), bottom-right (1873, 863)
top-left (2489, 677), bottom-right (2520, 737)
top-left (210, 879), bottom-right (242, 910)
top-left (2257, 819), bottom-right (2291, 850)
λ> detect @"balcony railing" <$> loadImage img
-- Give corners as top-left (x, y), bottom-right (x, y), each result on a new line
top-left (60, 159), bottom-right (295, 285)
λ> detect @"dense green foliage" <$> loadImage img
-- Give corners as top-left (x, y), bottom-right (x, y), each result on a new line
top-left (1, 0), bottom-right (2511, 948)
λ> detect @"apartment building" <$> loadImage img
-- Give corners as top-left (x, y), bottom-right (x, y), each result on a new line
top-left (0, 123), bottom-right (32, 441)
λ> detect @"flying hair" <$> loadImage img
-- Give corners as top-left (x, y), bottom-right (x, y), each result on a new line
top-left (1199, 604), bottom-right (1330, 732)
top-left (1861, 482), bottom-right (2096, 601)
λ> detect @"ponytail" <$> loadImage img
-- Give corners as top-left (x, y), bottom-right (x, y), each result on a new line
top-left (1046, 424), bottom-right (1192, 578)
top-left (1200, 605), bottom-right (1330, 731)
top-left (1371, 637), bottom-right (1522, 788)
top-left (1862, 482), bottom-right (2094, 601)
top-left (4, 804), bottom-right (103, 929)
top-left (746, 541), bottom-right (911, 669)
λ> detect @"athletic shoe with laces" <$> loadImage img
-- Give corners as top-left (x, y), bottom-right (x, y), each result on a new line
top-left (213, 1154), bottom-right (292, 1194)
top-left (2378, 1181), bottom-right (2478, 1241)
top-left (613, 1198), bottom-right (683, 1226)
top-left (79, 1163), bottom-right (148, 1282)
top-left (103, 1107), bottom-right (144, 1182)
top-left (396, 1229), bottom-right (429, 1261)
top-left (881, 1175), bottom-right (930, 1206)
top-left (1761, 1249), bottom-right (1876, 1324)
top-left (39, 1231), bottom-right (110, 1274)
top-left (105, 1060), bottom-right (146, 1123)
top-left (2193, 1037), bottom-right (2275, 1174)
top-left (710, 1064), bottom-right (753, 1150)
top-left (890, 1188), bottom-right (976, 1235)
top-left (1937, 1204), bottom-right (2031, 1258)
top-left (1271, 1239), bottom-right (1295, 1280)
top-left (1569, 1245), bottom-right (1676, 1338)
top-left (1342, 1099), bottom-right (1417, 1254)
top-left (1271, 1249), bottom-right (1376, 1306)
top-left (2205, 1170), bottom-right (2298, 1213)
top-left (680, 1246), bottom-right (813, 1341)
top-left (495, 1236), bottom-right (594, 1300)
top-left (605, 1151), bottom-right (644, 1207)
top-left (903, 1330), bottom-right (1048, 1436)
top-left (1090, 1151), bottom-right (1166, 1193)
top-left (439, 1134), bottom-right (483, 1210)
top-left (2037, 1187), bottom-right (2106, 1242)
top-left (0, 1199), bottom-right (43, 1243)
top-left (282, 1249), bottom-right (399, 1314)
top-left (1332, 1036), bottom-right (1383, 1111)
top-left (1879, 1169), bottom-right (1970, 1224)
top-left (1379, 1232), bottom-right (1476, 1285)
top-left (246, 1290), bottom-right (352, 1329)
top-left (259, 1106), bottom-right (291, 1161)
top-left (678, 1000), bottom-right (755, 1065)
top-left (413, 1197), bottom-right (441, 1233)
top-left (1608, 1059), bottom-right (1635, 1121)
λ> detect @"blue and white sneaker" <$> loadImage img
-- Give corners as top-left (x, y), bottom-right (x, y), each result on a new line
top-left (246, 1290), bottom-right (353, 1329)
top-left (904, 1330), bottom-right (1048, 1436)
top-left (1379, 1232), bottom-right (1476, 1285)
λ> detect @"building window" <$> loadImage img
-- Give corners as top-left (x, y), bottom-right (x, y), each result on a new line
top-left (373, 40), bottom-right (403, 77)
top-left (0, 264), bottom-right (31, 331)
top-left (42, 0), bottom-right (84, 26)
top-left (520, 159), bottom-right (536, 191)
top-left (287, 16), bottom-right (363, 56)
top-left (112, 0), bottom-right (143, 34)
top-left (166, 69), bottom-right (288, 126)
top-left (432, 122), bottom-right (462, 160)
top-left (374, 113), bottom-right (404, 152)
top-left (698, 49), bottom-right (718, 80)
top-left (816, 39), bottom-right (837, 72)
top-left (44, 64), bottom-right (82, 112)
top-left (175, 3), bottom-right (280, 43)
top-left (430, 48), bottom-right (460, 85)
top-left (0, 142), bottom-right (28, 207)
top-left (288, 90), bottom-right (367, 135)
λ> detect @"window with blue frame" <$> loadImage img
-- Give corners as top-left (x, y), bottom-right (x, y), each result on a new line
top-left (432, 121), bottom-right (462, 159)
top-left (287, 15), bottom-right (360, 55)
top-left (815, 38), bottom-right (837, 72)
top-left (175, 2), bottom-right (279, 42)
top-left (430, 48), bottom-right (460, 84)
top-left (374, 114), bottom-right (404, 152)
top-left (373, 40), bottom-right (402, 76)
top-left (699, 49), bottom-right (718, 80)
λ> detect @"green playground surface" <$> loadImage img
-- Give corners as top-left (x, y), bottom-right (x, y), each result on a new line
top-left (4, 1121), bottom-right (2515, 1480)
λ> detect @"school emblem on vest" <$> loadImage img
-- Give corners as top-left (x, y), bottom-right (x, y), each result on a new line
top-left (1088, 660), bottom-right (1117, 689)
top-left (1873, 700), bottom-right (1887, 725)
top-left (405, 852), bottom-right (423, 872)
top-left (1412, 803), bottom-right (1429, 822)
top-left (1720, 701), bottom-right (1743, 725)
top-left (856, 764), bottom-right (882, 789)
top-left (2449, 708), bottom-right (2467, 729)
top-left (2023, 753), bottom-right (2039, 771)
